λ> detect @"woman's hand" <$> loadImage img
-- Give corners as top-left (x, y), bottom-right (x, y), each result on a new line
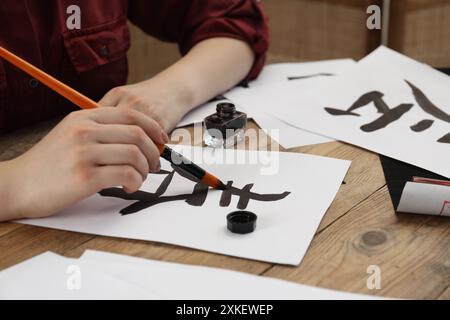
top-left (99, 38), bottom-right (255, 133)
top-left (99, 79), bottom-right (192, 133)
top-left (1, 107), bottom-right (169, 221)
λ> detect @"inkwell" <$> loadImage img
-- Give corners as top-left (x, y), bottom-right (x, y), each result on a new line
top-left (203, 102), bottom-right (247, 148)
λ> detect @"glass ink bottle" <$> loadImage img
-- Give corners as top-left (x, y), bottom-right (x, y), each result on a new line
top-left (203, 102), bottom-right (247, 148)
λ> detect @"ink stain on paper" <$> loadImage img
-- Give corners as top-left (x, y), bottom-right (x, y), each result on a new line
top-left (99, 165), bottom-right (291, 215)
top-left (324, 80), bottom-right (450, 143)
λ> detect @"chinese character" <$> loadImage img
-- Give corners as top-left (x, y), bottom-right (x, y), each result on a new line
top-left (99, 165), bottom-right (290, 215)
top-left (324, 80), bottom-right (450, 143)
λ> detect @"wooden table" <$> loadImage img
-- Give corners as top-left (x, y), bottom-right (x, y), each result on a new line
top-left (1, 118), bottom-right (449, 300)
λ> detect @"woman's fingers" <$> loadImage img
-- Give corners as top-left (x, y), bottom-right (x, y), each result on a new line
top-left (88, 107), bottom-right (169, 146)
top-left (98, 88), bottom-right (121, 107)
top-left (93, 124), bottom-right (161, 172)
top-left (93, 165), bottom-right (144, 194)
top-left (86, 144), bottom-right (150, 180)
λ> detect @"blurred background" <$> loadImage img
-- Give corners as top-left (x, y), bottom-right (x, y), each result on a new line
top-left (126, 0), bottom-right (450, 84)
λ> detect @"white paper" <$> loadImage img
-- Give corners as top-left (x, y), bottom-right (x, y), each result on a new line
top-left (249, 111), bottom-right (333, 148)
top-left (231, 59), bottom-right (355, 90)
top-left (224, 60), bottom-right (356, 148)
top-left (0, 250), bottom-right (386, 300)
top-left (178, 60), bottom-right (354, 128)
top-left (0, 252), bottom-right (155, 300)
top-left (228, 47), bottom-right (450, 178)
top-left (397, 182), bottom-right (450, 216)
top-left (18, 145), bottom-right (350, 265)
top-left (78, 250), bottom-right (384, 300)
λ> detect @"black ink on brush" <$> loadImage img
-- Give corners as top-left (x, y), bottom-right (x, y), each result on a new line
top-left (159, 146), bottom-right (226, 190)
top-left (99, 166), bottom-right (290, 215)
top-left (324, 80), bottom-right (450, 144)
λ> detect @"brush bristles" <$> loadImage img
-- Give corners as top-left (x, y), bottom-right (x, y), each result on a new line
top-left (202, 172), bottom-right (227, 190)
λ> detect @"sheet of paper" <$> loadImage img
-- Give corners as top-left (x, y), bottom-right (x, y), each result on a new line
top-left (224, 60), bottom-right (356, 147)
top-left (228, 46), bottom-right (450, 178)
top-left (249, 110), bottom-right (333, 148)
top-left (0, 250), bottom-right (386, 299)
top-left (224, 60), bottom-right (355, 110)
top-left (18, 145), bottom-right (350, 265)
top-left (78, 250), bottom-right (384, 300)
top-left (397, 182), bottom-right (450, 216)
top-left (178, 60), bottom-right (354, 128)
top-left (0, 252), bottom-right (155, 299)
top-left (232, 59), bottom-right (355, 89)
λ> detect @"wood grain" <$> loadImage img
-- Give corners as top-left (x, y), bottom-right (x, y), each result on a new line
top-left (0, 225), bottom-right (93, 270)
top-left (0, 223), bottom-right (22, 238)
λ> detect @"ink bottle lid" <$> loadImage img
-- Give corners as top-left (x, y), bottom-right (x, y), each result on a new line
top-left (204, 102), bottom-right (247, 148)
top-left (227, 211), bottom-right (257, 234)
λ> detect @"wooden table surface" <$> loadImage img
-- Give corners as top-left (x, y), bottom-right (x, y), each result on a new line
top-left (0, 118), bottom-right (449, 300)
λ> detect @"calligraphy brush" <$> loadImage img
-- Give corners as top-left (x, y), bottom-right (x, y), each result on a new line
top-left (0, 46), bottom-right (227, 190)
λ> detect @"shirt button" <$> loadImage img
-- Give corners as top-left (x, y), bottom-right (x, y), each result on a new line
top-left (100, 45), bottom-right (109, 57)
top-left (29, 78), bottom-right (39, 88)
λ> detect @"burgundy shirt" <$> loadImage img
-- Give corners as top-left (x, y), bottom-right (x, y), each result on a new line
top-left (0, 0), bottom-right (269, 134)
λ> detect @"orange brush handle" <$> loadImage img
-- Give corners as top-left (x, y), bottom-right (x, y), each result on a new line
top-left (0, 46), bottom-right (165, 154)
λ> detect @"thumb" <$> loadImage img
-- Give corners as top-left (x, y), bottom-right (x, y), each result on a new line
top-left (98, 87), bottom-right (122, 107)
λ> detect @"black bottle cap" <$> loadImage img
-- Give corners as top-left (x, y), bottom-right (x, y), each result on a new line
top-left (227, 211), bottom-right (257, 234)
top-left (217, 102), bottom-right (236, 118)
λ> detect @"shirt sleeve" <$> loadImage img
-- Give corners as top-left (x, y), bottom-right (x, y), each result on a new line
top-left (128, 0), bottom-right (269, 80)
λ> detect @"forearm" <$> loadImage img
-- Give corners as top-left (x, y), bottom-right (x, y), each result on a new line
top-left (143, 37), bottom-right (255, 113)
top-left (0, 160), bottom-right (23, 222)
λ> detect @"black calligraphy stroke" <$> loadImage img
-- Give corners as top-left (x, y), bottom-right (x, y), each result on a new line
top-left (325, 91), bottom-right (413, 132)
top-left (438, 132), bottom-right (450, 143)
top-left (238, 72), bottom-right (335, 89)
top-left (324, 81), bottom-right (450, 143)
top-left (99, 166), bottom-right (291, 215)
top-left (360, 104), bottom-right (413, 132)
top-left (325, 91), bottom-right (386, 116)
top-left (405, 80), bottom-right (450, 123)
top-left (405, 81), bottom-right (450, 143)
top-left (219, 181), bottom-right (290, 210)
top-left (287, 73), bottom-right (334, 81)
top-left (410, 119), bottom-right (434, 132)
